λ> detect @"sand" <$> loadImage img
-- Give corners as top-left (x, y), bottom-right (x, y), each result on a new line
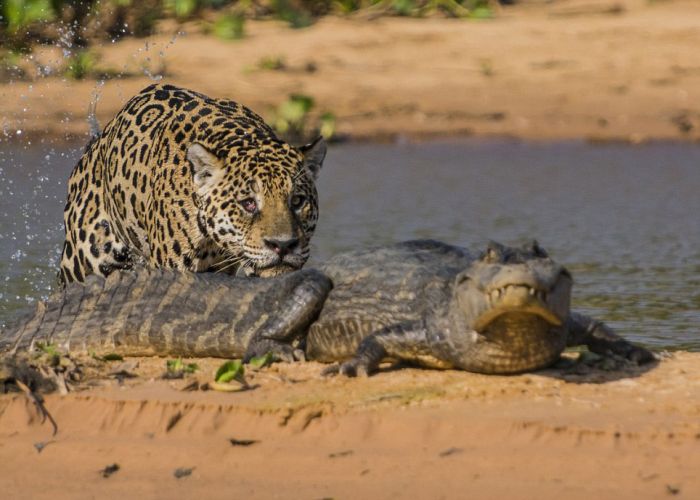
top-left (2, 0), bottom-right (700, 144)
top-left (1, 352), bottom-right (699, 499)
top-left (2, 1), bottom-right (700, 497)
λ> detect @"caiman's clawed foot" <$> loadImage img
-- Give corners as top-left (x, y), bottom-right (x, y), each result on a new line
top-left (613, 343), bottom-right (656, 365)
top-left (244, 340), bottom-right (305, 364)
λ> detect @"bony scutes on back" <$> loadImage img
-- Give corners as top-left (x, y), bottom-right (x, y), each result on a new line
top-left (5, 239), bottom-right (654, 380)
top-left (317, 240), bottom-right (654, 377)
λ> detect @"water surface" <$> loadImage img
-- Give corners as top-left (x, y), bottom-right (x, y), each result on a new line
top-left (1, 139), bottom-right (698, 349)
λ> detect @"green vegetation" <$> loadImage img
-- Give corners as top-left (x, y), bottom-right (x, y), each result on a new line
top-left (166, 358), bottom-right (199, 374)
top-left (271, 93), bottom-right (336, 143)
top-left (214, 359), bottom-right (245, 383)
top-left (212, 12), bottom-right (245, 40)
top-left (319, 111), bottom-right (337, 139)
top-left (257, 55), bottom-right (286, 71)
top-left (0, 0), bottom-right (505, 51)
top-left (62, 49), bottom-right (125, 80)
top-left (271, 0), bottom-right (314, 28)
top-left (63, 49), bottom-right (97, 80)
top-left (248, 352), bottom-right (273, 369)
top-left (1, 0), bottom-right (53, 34)
top-left (164, 0), bottom-right (199, 19)
top-left (0, 0), bottom-right (503, 84)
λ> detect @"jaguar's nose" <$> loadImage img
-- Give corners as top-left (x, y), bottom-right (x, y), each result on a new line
top-left (264, 237), bottom-right (299, 257)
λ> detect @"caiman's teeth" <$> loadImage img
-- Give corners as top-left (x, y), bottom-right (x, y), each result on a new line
top-left (488, 286), bottom-right (548, 302)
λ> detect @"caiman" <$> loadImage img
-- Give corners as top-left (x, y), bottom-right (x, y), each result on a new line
top-left (0, 240), bottom-right (654, 375)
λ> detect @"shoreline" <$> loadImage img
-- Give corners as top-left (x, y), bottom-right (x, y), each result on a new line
top-left (1, 352), bottom-right (699, 498)
top-left (2, 1), bottom-right (700, 146)
top-left (2, 2), bottom-right (699, 497)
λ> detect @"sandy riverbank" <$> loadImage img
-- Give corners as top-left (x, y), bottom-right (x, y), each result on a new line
top-left (2, 2), bottom-right (700, 498)
top-left (1, 352), bottom-right (699, 499)
top-left (2, 0), bottom-right (700, 144)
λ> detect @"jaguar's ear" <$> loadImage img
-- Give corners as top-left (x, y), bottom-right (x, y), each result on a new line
top-left (299, 136), bottom-right (326, 180)
top-left (187, 143), bottom-right (222, 192)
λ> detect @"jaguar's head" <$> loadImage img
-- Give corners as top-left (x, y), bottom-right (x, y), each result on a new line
top-left (187, 136), bottom-right (326, 276)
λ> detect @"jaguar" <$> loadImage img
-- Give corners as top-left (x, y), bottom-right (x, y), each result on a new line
top-left (59, 83), bottom-right (326, 284)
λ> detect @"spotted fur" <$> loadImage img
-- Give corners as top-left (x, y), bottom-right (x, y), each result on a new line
top-left (59, 84), bottom-right (326, 284)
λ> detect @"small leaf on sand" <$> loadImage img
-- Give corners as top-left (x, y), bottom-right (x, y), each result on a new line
top-left (248, 352), bottom-right (273, 370)
top-left (166, 358), bottom-right (199, 374)
top-left (215, 360), bottom-right (244, 383)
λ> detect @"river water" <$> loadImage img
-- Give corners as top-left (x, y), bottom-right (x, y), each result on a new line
top-left (0, 139), bottom-right (698, 350)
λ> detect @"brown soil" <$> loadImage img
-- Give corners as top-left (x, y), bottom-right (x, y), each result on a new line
top-left (1, 352), bottom-right (699, 499)
top-left (3, 0), bottom-right (700, 144)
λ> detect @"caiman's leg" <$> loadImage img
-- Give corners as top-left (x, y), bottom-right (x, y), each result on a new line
top-left (324, 322), bottom-right (442, 377)
top-left (566, 312), bottom-right (655, 364)
top-left (244, 271), bottom-right (332, 363)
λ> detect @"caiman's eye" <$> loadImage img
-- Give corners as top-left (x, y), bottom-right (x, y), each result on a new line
top-left (290, 194), bottom-right (306, 210)
top-left (240, 198), bottom-right (257, 213)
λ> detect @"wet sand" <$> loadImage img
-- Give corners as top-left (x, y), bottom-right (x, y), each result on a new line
top-left (1, 352), bottom-right (699, 499)
top-left (2, 0), bottom-right (700, 143)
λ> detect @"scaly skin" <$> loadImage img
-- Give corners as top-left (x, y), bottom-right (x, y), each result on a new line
top-left (0, 241), bottom-right (654, 375)
top-left (1, 268), bottom-right (331, 361)
top-left (312, 240), bottom-right (653, 376)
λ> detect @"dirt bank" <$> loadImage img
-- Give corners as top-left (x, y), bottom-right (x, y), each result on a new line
top-left (1, 352), bottom-right (699, 499)
top-left (2, 0), bottom-right (700, 144)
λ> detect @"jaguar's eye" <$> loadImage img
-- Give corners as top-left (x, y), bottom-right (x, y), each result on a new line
top-left (290, 195), bottom-right (306, 210)
top-left (240, 198), bottom-right (257, 214)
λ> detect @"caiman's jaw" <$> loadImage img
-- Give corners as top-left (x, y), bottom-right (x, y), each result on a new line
top-left (472, 283), bottom-right (565, 332)
top-left (447, 241), bottom-right (574, 373)
top-left (452, 275), bottom-right (572, 374)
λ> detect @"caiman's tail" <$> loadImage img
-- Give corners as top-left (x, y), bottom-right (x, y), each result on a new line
top-left (0, 268), bottom-right (332, 359)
